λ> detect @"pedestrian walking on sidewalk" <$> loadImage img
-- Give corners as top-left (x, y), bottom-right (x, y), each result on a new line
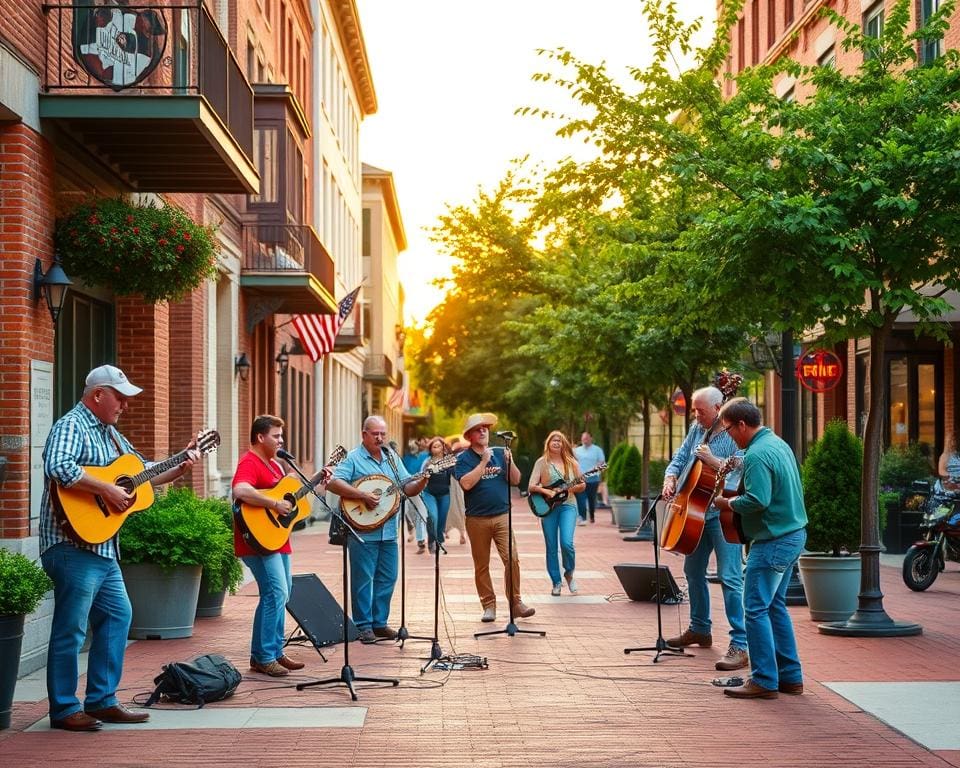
top-left (573, 431), bottom-right (605, 524)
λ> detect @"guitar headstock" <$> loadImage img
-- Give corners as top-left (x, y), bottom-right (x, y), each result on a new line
top-left (327, 445), bottom-right (347, 467)
top-left (719, 456), bottom-right (743, 476)
top-left (714, 369), bottom-right (744, 402)
top-left (196, 429), bottom-right (221, 455)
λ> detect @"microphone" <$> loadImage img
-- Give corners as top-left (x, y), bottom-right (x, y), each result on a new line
top-left (495, 430), bottom-right (516, 439)
top-left (277, 448), bottom-right (297, 463)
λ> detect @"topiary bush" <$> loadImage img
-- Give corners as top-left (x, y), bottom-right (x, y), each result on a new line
top-left (0, 549), bottom-right (52, 616)
top-left (605, 442), bottom-right (628, 496)
top-left (802, 419), bottom-right (863, 556)
top-left (878, 443), bottom-right (934, 490)
top-left (119, 487), bottom-right (234, 590)
top-left (648, 458), bottom-right (670, 492)
top-left (617, 445), bottom-right (643, 499)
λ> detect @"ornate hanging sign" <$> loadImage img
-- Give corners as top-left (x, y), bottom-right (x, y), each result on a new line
top-left (72, 3), bottom-right (168, 91)
top-left (796, 349), bottom-right (844, 393)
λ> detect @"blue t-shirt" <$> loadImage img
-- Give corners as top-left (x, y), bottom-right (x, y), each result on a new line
top-left (454, 448), bottom-right (510, 517)
top-left (574, 443), bottom-right (605, 483)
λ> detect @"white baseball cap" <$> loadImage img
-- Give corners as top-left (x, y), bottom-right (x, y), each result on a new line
top-left (85, 365), bottom-right (143, 397)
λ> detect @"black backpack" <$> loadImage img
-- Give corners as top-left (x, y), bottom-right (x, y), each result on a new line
top-left (146, 653), bottom-right (242, 708)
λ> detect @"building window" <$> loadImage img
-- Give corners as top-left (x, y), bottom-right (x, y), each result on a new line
top-left (818, 45), bottom-right (836, 69)
top-left (921, 0), bottom-right (942, 64)
top-left (885, 353), bottom-right (941, 452)
top-left (784, 0), bottom-right (794, 26)
top-left (864, 2), bottom-right (884, 40)
top-left (767, 0), bottom-right (777, 47)
top-left (737, 18), bottom-right (746, 71)
top-left (252, 127), bottom-right (279, 204)
top-left (751, 0), bottom-right (760, 64)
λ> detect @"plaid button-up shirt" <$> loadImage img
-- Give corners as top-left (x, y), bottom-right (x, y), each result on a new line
top-left (39, 401), bottom-right (139, 560)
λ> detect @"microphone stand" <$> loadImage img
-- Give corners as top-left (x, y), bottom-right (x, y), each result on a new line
top-left (384, 450), bottom-right (433, 648)
top-left (284, 455), bottom-right (399, 701)
top-left (420, 515), bottom-right (448, 673)
top-left (475, 434), bottom-right (546, 640)
top-left (624, 494), bottom-right (692, 663)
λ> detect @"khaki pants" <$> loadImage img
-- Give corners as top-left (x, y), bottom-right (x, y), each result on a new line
top-left (465, 513), bottom-right (522, 609)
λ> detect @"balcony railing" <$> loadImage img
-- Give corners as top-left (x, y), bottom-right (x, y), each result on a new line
top-left (42, 2), bottom-right (253, 162)
top-left (363, 354), bottom-right (394, 385)
top-left (242, 224), bottom-right (334, 288)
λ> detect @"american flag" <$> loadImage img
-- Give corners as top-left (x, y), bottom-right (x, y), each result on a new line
top-left (386, 370), bottom-right (407, 410)
top-left (292, 286), bottom-right (361, 362)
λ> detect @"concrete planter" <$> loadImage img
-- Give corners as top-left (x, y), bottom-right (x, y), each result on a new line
top-left (797, 553), bottom-right (860, 622)
top-left (611, 497), bottom-right (642, 531)
top-left (121, 562), bottom-right (202, 639)
top-left (0, 614), bottom-right (25, 730)
top-left (195, 571), bottom-right (227, 618)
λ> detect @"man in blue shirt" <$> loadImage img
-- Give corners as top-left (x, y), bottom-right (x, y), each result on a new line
top-left (455, 412), bottom-right (534, 623)
top-left (662, 386), bottom-right (748, 672)
top-left (574, 431), bottom-right (605, 524)
top-left (327, 415), bottom-right (429, 643)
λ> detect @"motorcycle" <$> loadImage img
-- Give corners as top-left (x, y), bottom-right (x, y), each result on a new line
top-left (901, 484), bottom-right (960, 592)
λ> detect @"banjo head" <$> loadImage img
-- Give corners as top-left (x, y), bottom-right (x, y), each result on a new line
top-left (340, 473), bottom-right (400, 531)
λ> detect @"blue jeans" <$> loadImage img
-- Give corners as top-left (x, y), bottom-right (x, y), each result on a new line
top-left (683, 515), bottom-right (747, 649)
top-left (41, 543), bottom-right (132, 720)
top-left (348, 538), bottom-right (398, 630)
top-left (574, 481), bottom-right (600, 521)
top-left (743, 528), bottom-right (806, 690)
top-left (404, 501), bottom-right (427, 542)
top-left (241, 552), bottom-right (292, 664)
top-left (540, 502), bottom-right (577, 586)
top-left (421, 491), bottom-right (450, 546)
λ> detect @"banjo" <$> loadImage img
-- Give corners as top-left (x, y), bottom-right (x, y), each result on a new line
top-left (340, 453), bottom-right (458, 531)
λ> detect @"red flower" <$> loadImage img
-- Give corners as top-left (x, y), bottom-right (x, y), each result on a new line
top-left (126, 215), bottom-right (135, 224)
top-left (158, 238), bottom-right (168, 246)
top-left (176, 245), bottom-right (185, 254)
top-left (88, 215), bottom-right (99, 225)
top-left (132, 227), bottom-right (140, 235)
top-left (183, 232), bottom-right (191, 241)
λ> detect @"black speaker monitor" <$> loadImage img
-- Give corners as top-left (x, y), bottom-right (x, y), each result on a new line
top-left (287, 573), bottom-right (359, 649)
top-left (614, 563), bottom-right (682, 603)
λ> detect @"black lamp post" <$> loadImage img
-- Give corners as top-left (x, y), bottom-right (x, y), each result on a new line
top-left (34, 256), bottom-right (72, 324)
top-left (275, 344), bottom-right (290, 377)
top-left (234, 352), bottom-right (251, 381)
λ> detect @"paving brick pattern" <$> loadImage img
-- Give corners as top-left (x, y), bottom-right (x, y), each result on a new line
top-left (3, 495), bottom-right (959, 768)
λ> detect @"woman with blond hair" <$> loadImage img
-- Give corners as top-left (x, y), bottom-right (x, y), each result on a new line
top-left (528, 431), bottom-right (585, 595)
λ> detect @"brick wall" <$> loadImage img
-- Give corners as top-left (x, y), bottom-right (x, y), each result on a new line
top-left (0, 123), bottom-right (55, 539)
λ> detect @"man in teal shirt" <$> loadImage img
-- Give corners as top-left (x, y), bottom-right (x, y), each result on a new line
top-left (713, 398), bottom-right (808, 700)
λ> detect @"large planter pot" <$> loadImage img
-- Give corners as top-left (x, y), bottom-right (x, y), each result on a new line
top-left (797, 553), bottom-right (860, 622)
top-left (195, 571), bottom-right (227, 618)
top-left (611, 497), bottom-right (642, 531)
top-left (0, 614), bottom-right (25, 730)
top-left (121, 563), bottom-right (202, 639)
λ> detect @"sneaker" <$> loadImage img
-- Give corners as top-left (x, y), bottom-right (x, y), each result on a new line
top-left (551, 584), bottom-right (562, 596)
top-left (373, 625), bottom-right (398, 640)
top-left (715, 645), bottom-right (749, 671)
top-left (666, 629), bottom-right (712, 648)
top-left (576, 518), bottom-right (587, 526)
top-left (277, 654), bottom-right (305, 670)
top-left (513, 602), bottom-right (536, 618)
top-left (564, 571), bottom-right (578, 594)
top-left (481, 606), bottom-right (496, 622)
top-left (358, 628), bottom-right (377, 644)
top-left (250, 659), bottom-right (289, 676)
top-left (416, 541), bottom-right (426, 554)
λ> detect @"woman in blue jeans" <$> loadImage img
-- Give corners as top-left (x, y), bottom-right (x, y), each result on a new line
top-left (421, 436), bottom-right (454, 552)
top-left (528, 431), bottom-right (585, 595)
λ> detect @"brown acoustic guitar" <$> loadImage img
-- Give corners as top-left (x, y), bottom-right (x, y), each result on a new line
top-left (52, 429), bottom-right (221, 544)
top-left (716, 457), bottom-right (748, 545)
top-left (233, 446), bottom-right (346, 553)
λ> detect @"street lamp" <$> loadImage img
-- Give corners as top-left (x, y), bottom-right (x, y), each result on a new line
top-left (275, 344), bottom-right (289, 377)
top-left (234, 352), bottom-right (251, 381)
top-left (34, 256), bottom-right (72, 324)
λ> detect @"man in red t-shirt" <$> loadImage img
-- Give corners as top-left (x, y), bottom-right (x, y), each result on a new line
top-left (232, 415), bottom-right (325, 676)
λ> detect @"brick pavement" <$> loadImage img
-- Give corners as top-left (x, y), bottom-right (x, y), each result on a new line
top-left (3, 496), bottom-right (959, 768)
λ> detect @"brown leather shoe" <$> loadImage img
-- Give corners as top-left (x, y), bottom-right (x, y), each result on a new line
top-left (779, 681), bottom-right (804, 695)
top-left (723, 679), bottom-right (779, 699)
top-left (513, 602), bottom-right (536, 619)
top-left (715, 645), bottom-right (749, 671)
top-left (84, 704), bottom-right (150, 724)
top-left (51, 711), bottom-right (102, 731)
top-left (250, 659), bottom-right (289, 676)
top-left (373, 625), bottom-right (398, 640)
top-left (667, 629), bottom-right (712, 648)
top-left (277, 654), bottom-right (305, 670)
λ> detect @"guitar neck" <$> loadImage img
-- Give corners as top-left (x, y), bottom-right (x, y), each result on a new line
top-left (292, 470), bottom-right (328, 502)
top-left (130, 449), bottom-right (190, 488)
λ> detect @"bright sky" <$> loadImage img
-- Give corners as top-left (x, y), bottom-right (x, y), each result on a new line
top-left (355, 1), bottom-right (719, 324)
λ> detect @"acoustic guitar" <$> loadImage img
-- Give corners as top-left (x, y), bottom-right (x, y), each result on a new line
top-left (716, 457), bottom-right (749, 545)
top-left (233, 446), bottom-right (347, 554)
top-left (52, 429), bottom-right (221, 545)
top-left (528, 463), bottom-right (606, 517)
top-left (340, 454), bottom-right (457, 532)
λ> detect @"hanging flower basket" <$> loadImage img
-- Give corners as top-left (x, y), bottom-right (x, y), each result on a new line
top-left (55, 197), bottom-right (219, 303)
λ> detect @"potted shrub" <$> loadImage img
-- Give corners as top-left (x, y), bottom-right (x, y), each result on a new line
top-left (55, 197), bottom-right (218, 303)
top-left (612, 444), bottom-right (643, 530)
top-left (0, 549), bottom-right (52, 730)
top-left (798, 419), bottom-right (863, 622)
top-left (119, 487), bottom-right (231, 638)
top-left (878, 443), bottom-right (934, 554)
top-left (194, 494), bottom-right (245, 618)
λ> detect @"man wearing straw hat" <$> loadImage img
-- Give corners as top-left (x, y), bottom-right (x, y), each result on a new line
top-left (455, 412), bottom-right (535, 623)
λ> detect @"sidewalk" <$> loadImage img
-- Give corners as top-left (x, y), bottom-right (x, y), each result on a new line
top-left (4, 496), bottom-right (959, 768)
